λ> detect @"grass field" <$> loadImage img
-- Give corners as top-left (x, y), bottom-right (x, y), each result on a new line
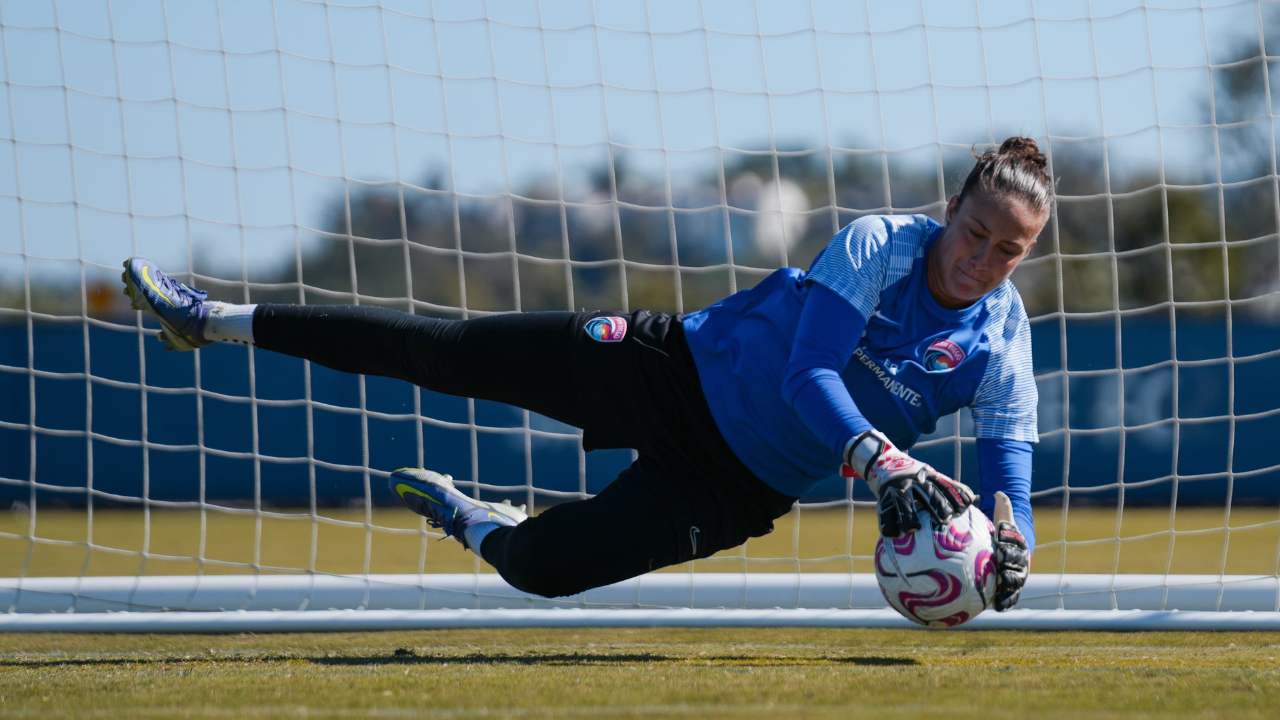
top-left (2, 506), bottom-right (1278, 718)
top-left (0, 628), bottom-right (1277, 718)
top-left (1, 505), bottom-right (1278, 577)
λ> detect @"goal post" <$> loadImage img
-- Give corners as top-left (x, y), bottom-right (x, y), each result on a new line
top-left (2, 1), bottom-right (1279, 631)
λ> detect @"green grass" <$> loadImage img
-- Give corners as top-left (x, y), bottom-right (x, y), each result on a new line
top-left (1, 507), bottom-right (1278, 717)
top-left (0, 628), bottom-right (1277, 718)
top-left (1, 505), bottom-right (1278, 577)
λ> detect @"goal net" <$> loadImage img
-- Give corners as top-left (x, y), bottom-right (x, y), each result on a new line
top-left (2, 0), bottom-right (1279, 630)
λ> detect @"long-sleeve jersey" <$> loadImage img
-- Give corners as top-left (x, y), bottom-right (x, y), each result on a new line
top-left (681, 214), bottom-right (1039, 551)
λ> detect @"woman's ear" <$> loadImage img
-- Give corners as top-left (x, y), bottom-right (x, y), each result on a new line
top-left (945, 194), bottom-right (961, 222)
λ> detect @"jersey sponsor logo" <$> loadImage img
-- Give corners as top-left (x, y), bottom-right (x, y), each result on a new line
top-left (853, 347), bottom-right (923, 407)
top-left (924, 339), bottom-right (966, 371)
top-left (585, 316), bottom-right (628, 343)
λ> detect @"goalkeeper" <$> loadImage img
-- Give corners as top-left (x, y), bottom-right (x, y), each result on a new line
top-left (123, 137), bottom-right (1045, 610)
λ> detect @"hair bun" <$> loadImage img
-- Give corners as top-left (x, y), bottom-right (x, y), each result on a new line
top-left (997, 137), bottom-right (1048, 171)
top-left (958, 136), bottom-right (1054, 214)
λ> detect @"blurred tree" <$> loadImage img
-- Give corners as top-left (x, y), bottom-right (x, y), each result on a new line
top-left (261, 113), bottom-right (1272, 323)
top-left (21, 17), bottom-right (1280, 323)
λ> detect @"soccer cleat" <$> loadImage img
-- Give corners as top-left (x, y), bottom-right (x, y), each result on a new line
top-left (389, 468), bottom-right (527, 550)
top-left (121, 257), bottom-right (212, 351)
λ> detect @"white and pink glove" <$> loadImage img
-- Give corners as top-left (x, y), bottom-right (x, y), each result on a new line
top-left (990, 490), bottom-right (1030, 611)
top-left (843, 429), bottom-right (977, 538)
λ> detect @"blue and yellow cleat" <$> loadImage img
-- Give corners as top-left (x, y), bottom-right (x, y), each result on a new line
top-left (121, 257), bottom-right (212, 351)
top-left (389, 468), bottom-right (528, 550)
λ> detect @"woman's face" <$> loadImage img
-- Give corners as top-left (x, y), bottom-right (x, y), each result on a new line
top-left (928, 192), bottom-right (1047, 309)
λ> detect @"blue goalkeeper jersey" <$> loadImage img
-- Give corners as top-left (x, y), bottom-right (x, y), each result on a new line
top-left (682, 214), bottom-right (1039, 544)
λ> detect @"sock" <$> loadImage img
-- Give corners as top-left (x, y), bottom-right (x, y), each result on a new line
top-left (463, 521), bottom-right (500, 554)
top-left (205, 302), bottom-right (258, 345)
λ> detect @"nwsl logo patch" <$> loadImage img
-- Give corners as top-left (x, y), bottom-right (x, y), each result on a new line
top-left (924, 339), bottom-right (965, 371)
top-left (585, 316), bottom-right (628, 343)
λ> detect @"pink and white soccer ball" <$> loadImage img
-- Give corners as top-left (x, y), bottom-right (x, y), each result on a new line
top-left (874, 504), bottom-right (997, 628)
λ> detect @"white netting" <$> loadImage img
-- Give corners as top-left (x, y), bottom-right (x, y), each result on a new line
top-left (1, 0), bottom-right (1279, 629)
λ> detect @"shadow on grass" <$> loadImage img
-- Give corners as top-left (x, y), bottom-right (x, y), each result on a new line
top-left (0, 652), bottom-right (917, 669)
top-left (317, 652), bottom-right (918, 667)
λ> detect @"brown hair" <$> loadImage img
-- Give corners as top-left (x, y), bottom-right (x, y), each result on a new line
top-left (957, 137), bottom-right (1053, 215)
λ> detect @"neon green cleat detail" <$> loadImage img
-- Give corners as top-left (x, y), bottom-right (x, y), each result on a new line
top-left (389, 468), bottom-right (527, 550)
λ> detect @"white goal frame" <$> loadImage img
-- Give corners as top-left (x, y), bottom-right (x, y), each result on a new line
top-left (3, 574), bottom-right (1280, 631)
top-left (3, 1), bottom-right (1280, 631)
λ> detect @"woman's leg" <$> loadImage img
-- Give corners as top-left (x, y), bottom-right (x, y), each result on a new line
top-left (254, 304), bottom-right (798, 599)
top-left (477, 456), bottom-right (792, 598)
top-left (253, 304), bottom-right (591, 429)
top-left (123, 259), bottom-right (792, 592)
top-left (477, 458), bottom-right (702, 598)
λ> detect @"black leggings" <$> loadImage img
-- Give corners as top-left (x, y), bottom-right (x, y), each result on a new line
top-left (255, 305), bottom-right (796, 597)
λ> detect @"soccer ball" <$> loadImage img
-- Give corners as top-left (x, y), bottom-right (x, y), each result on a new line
top-left (874, 504), bottom-right (997, 628)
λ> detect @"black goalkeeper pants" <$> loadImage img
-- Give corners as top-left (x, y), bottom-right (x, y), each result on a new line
top-left (255, 305), bottom-right (797, 598)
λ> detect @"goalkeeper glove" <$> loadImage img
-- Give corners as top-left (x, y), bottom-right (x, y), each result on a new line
top-left (844, 429), bottom-right (977, 538)
top-left (990, 490), bottom-right (1029, 611)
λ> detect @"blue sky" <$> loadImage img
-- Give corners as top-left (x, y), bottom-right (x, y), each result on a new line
top-left (0, 0), bottom-right (1272, 283)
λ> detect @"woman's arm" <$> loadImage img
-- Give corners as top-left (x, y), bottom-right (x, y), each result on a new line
top-left (781, 282), bottom-right (873, 455)
top-left (783, 283), bottom-right (976, 537)
top-left (976, 438), bottom-right (1035, 554)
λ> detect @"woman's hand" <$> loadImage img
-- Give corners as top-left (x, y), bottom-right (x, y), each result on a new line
top-left (844, 429), bottom-right (977, 538)
top-left (990, 490), bottom-right (1030, 611)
